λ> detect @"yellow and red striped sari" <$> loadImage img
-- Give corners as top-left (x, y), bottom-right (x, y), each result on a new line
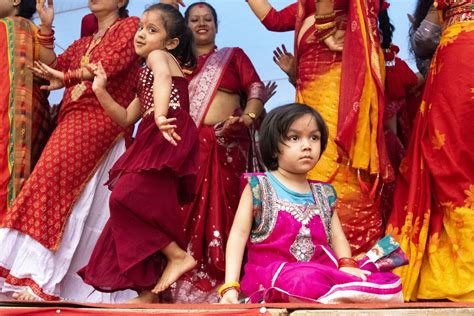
top-left (262, 0), bottom-right (392, 254)
top-left (387, 4), bottom-right (474, 301)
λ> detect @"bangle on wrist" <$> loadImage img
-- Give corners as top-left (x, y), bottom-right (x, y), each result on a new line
top-left (314, 21), bottom-right (337, 30)
top-left (338, 257), bottom-right (358, 269)
top-left (218, 281), bottom-right (241, 298)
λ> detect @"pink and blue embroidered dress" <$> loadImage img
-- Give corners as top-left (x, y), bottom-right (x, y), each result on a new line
top-left (241, 172), bottom-right (404, 303)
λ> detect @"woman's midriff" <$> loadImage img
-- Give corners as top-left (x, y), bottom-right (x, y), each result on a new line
top-left (202, 89), bottom-right (241, 125)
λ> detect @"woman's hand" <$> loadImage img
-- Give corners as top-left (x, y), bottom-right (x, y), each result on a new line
top-left (262, 80), bottom-right (277, 104)
top-left (155, 116), bottom-right (181, 146)
top-left (30, 61), bottom-right (64, 91)
top-left (339, 267), bottom-right (371, 281)
top-left (222, 116), bottom-right (249, 135)
top-left (89, 62), bottom-right (108, 93)
top-left (36, 0), bottom-right (55, 29)
top-left (273, 44), bottom-right (295, 77)
top-left (219, 288), bottom-right (239, 304)
top-left (323, 30), bottom-right (345, 52)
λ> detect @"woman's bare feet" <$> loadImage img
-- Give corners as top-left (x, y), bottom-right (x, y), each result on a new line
top-left (126, 290), bottom-right (157, 304)
top-left (152, 252), bottom-right (196, 294)
top-left (12, 289), bottom-right (41, 301)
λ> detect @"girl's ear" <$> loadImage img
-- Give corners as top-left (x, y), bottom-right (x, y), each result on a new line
top-left (12, 0), bottom-right (21, 7)
top-left (165, 38), bottom-right (179, 51)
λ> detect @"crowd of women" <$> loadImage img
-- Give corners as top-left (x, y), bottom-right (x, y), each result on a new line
top-left (0, 0), bottom-right (472, 304)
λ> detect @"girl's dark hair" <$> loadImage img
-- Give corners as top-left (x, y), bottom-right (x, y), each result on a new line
top-left (118, 0), bottom-right (130, 18)
top-left (378, 0), bottom-right (394, 49)
top-left (17, 0), bottom-right (37, 19)
top-left (184, 2), bottom-right (218, 29)
top-left (259, 103), bottom-right (328, 171)
top-left (145, 3), bottom-right (196, 68)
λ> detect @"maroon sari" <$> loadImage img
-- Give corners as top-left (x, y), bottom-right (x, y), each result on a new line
top-left (169, 48), bottom-right (264, 303)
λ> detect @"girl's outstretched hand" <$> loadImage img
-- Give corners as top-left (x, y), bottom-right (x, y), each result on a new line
top-left (219, 288), bottom-right (239, 304)
top-left (339, 267), bottom-right (371, 281)
top-left (30, 61), bottom-right (64, 91)
top-left (89, 62), bottom-right (108, 93)
top-left (156, 116), bottom-right (181, 146)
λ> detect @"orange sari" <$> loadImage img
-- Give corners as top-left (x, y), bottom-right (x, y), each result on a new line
top-left (387, 6), bottom-right (474, 301)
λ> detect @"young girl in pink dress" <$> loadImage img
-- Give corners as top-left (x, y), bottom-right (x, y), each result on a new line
top-left (220, 103), bottom-right (405, 304)
top-left (78, 4), bottom-right (199, 304)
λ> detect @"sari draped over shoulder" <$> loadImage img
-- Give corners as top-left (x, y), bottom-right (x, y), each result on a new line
top-left (0, 17), bottom-right (51, 220)
top-left (387, 0), bottom-right (474, 301)
top-left (261, 0), bottom-right (391, 254)
top-left (169, 48), bottom-right (264, 303)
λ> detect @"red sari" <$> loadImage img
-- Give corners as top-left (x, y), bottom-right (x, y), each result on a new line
top-left (261, 0), bottom-right (391, 254)
top-left (169, 48), bottom-right (264, 303)
top-left (387, 2), bottom-right (474, 301)
top-left (0, 17), bottom-right (140, 251)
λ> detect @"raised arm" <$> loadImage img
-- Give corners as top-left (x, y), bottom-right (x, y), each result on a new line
top-left (36, 0), bottom-right (57, 66)
top-left (91, 62), bottom-right (141, 128)
top-left (220, 184), bottom-right (253, 304)
top-left (247, 1), bottom-right (297, 32)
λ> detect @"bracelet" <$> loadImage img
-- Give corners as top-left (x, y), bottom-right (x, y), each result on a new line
top-left (314, 12), bottom-right (336, 20)
top-left (317, 27), bottom-right (337, 42)
top-left (338, 257), bottom-right (359, 269)
top-left (217, 281), bottom-right (240, 298)
top-left (36, 28), bottom-right (55, 49)
top-left (314, 12), bottom-right (336, 25)
top-left (63, 68), bottom-right (82, 87)
top-left (314, 21), bottom-right (337, 30)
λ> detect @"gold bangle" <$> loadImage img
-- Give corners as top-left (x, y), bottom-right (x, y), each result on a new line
top-left (318, 27), bottom-right (337, 42)
top-left (314, 12), bottom-right (336, 19)
top-left (314, 21), bottom-right (337, 30)
top-left (217, 281), bottom-right (240, 297)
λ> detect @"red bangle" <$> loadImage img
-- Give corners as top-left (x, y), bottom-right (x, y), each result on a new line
top-left (338, 257), bottom-right (358, 269)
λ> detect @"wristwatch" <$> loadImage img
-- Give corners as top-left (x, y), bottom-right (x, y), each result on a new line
top-left (244, 112), bottom-right (256, 121)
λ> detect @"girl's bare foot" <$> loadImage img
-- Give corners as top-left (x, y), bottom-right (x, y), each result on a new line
top-left (152, 253), bottom-right (196, 294)
top-left (12, 289), bottom-right (41, 301)
top-left (126, 290), bottom-right (157, 304)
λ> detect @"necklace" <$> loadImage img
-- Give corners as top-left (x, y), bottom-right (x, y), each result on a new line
top-left (71, 19), bottom-right (119, 101)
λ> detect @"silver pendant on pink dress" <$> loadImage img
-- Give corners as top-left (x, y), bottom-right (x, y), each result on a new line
top-left (290, 225), bottom-right (315, 262)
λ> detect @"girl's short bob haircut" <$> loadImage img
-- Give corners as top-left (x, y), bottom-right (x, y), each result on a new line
top-left (259, 103), bottom-right (328, 171)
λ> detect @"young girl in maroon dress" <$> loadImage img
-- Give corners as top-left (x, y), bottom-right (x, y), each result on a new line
top-left (78, 4), bottom-right (199, 304)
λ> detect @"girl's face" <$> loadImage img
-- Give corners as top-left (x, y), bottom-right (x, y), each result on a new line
top-left (134, 10), bottom-right (172, 58)
top-left (277, 113), bottom-right (322, 175)
top-left (186, 5), bottom-right (217, 46)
